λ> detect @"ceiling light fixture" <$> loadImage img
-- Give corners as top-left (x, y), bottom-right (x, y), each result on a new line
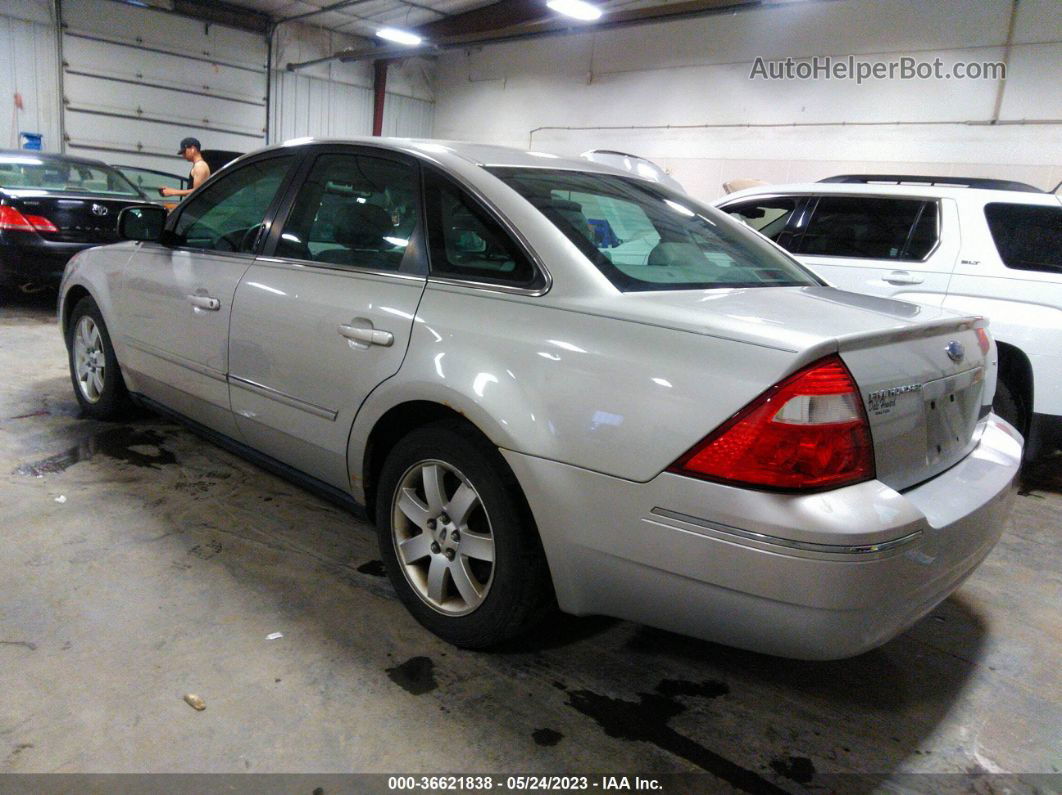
top-left (547, 0), bottom-right (603, 21)
top-left (376, 27), bottom-right (423, 46)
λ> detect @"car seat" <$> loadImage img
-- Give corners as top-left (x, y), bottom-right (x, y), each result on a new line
top-left (318, 202), bottom-right (397, 269)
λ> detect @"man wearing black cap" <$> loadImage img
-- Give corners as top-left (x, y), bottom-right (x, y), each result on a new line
top-left (159, 137), bottom-right (210, 198)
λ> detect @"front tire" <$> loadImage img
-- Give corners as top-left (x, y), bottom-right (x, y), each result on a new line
top-left (375, 422), bottom-right (553, 648)
top-left (66, 295), bottom-right (132, 420)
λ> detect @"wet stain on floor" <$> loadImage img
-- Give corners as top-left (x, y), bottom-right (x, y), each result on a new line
top-left (0, 641), bottom-right (37, 651)
top-left (655, 679), bottom-right (730, 699)
top-left (14, 426), bottom-right (177, 477)
top-left (566, 679), bottom-right (785, 794)
top-left (770, 756), bottom-right (816, 784)
top-left (532, 728), bottom-right (564, 747)
top-left (356, 560), bottom-right (387, 577)
top-left (5, 409), bottom-right (50, 421)
top-left (189, 541), bottom-right (223, 560)
top-left (386, 656), bottom-right (438, 695)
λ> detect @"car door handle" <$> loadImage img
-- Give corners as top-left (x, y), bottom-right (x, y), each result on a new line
top-left (338, 324), bottom-right (394, 347)
top-left (186, 294), bottom-right (221, 311)
top-left (884, 271), bottom-right (924, 285)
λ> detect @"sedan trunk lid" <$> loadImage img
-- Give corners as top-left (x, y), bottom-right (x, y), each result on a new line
top-left (568, 286), bottom-right (992, 491)
top-left (6, 192), bottom-right (148, 244)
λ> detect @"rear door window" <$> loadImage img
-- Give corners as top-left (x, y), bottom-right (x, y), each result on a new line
top-left (274, 153), bottom-right (420, 273)
top-left (984, 203), bottom-right (1062, 274)
top-left (798, 196), bottom-right (937, 260)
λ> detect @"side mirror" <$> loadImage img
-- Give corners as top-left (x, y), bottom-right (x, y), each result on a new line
top-left (118, 205), bottom-right (168, 241)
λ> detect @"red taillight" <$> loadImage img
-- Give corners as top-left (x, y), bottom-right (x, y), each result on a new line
top-left (0, 205), bottom-right (58, 233)
top-left (25, 214), bottom-right (58, 232)
top-left (0, 205), bottom-right (33, 231)
top-left (669, 355), bottom-right (875, 491)
top-left (975, 327), bottom-right (991, 355)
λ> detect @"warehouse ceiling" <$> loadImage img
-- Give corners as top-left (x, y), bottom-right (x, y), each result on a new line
top-left (172, 0), bottom-right (770, 64)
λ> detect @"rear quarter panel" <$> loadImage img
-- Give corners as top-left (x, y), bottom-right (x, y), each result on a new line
top-left (346, 283), bottom-right (798, 498)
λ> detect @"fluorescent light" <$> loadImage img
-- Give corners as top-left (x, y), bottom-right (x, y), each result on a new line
top-left (547, 0), bottom-right (602, 21)
top-left (377, 27), bottom-right (422, 46)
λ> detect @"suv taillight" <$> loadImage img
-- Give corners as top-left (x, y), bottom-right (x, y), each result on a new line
top-left (0, 205), bottom-right (58, 233)
top-left (669, 355), bottom-right (875, 491)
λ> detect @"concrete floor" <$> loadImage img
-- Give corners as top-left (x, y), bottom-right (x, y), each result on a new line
top-left (1, 292), bottom-right (1060, 789)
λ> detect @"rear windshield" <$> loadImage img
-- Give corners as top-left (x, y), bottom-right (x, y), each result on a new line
top-left (488, 168), bottom-right (820, 292)
top-left (984, 203), bottom-right (1062, 274)
top-left (0, 156), bottom-right (143, 197)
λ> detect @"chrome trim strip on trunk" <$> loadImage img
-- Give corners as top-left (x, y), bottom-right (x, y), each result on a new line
top-left (228, 375), bottom-right (338, 421)
top-left (649, 507), bottom-right (923, 554)
top-left (122, 337), bottom-right (226, 382)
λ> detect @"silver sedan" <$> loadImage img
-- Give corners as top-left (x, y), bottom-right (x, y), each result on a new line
top-left (58, 138), bottom-right (1022, 659)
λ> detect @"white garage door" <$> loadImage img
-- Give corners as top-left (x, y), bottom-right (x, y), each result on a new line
top-left (60, 0), bottom-right (266, 176)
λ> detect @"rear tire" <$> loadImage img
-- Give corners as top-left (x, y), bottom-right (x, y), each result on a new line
top-left (66, 296), bottom-right (132, 420)
top-left (375, 421), bottom-right (553, 648)
top-left (993, 376), bottom-right (1028, 438)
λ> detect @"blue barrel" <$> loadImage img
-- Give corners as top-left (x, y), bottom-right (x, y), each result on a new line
top-left (20, 132), bottom-right (43, 151)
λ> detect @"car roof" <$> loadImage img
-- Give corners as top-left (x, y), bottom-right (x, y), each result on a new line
top-left (246, 137), bottom-right (642, 180)
top-left (719, 180), bottom-right (1062, 205)
top-left (0, 149), bottom-right (113, 169)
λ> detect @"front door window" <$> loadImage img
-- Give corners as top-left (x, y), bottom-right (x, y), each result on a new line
top-left (173, 156), bottom-right (296, 253)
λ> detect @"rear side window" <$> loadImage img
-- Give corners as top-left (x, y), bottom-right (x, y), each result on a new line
top-left (722, 198), bottom-right (799, 245)
top-left (799, 196), bottom-right (937, 260)
top-left (424, 172), bottom-right (539, 288)
top-left (984, 203), bottom-right (1062, 274)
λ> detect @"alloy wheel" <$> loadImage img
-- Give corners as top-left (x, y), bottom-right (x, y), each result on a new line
top-left (73, 315), bottom-right (105, 404)
top-left (391, 459), bottom-right (496, 616)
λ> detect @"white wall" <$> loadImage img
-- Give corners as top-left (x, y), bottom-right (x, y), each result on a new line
top-left (270, 22), bottom-right (435, 142)
top-left (1, 0), bottom-right (60, 153)
top-left (432, 0), bottom-right (1062, 200)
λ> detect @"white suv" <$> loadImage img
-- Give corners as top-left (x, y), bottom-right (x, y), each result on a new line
top-left (715, 175), bottom-right (1062, 457)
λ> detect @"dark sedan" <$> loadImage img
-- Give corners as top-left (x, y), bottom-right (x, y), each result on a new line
top-left (0, 150), bottom-right (156, 292)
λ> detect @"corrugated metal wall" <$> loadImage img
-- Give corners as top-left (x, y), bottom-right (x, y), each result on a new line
top-left (268, 24), bottom-right (435, 142)
top-left (381, 93), bottom-right (434, 139)
top-left (270, 72), bottom-right (375, 142)
top-left (1, 3), bottom-right (61, 153)
top-left (270, 75), bottom-right (434, 141)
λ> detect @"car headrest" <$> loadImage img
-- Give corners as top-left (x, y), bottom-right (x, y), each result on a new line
top-left (529, 197), bottom-right (583, 214)
top-left (334, 202), bottom-right (393, 247)
top-left (530, 197), bottom-right (593, 242)
top-left (647, 241), bottom-right (707, 267)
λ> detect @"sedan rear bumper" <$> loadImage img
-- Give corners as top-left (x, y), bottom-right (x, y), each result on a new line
top-left (503, 415), bottom-right (1022, 659)
top-left (0, 237), bottom-right (96, 287)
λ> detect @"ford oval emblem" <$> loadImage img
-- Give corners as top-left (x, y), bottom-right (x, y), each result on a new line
top-left (91, 203), bottom-right (109, 216)
top-left (945, 341), bottom-right (965, 363)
